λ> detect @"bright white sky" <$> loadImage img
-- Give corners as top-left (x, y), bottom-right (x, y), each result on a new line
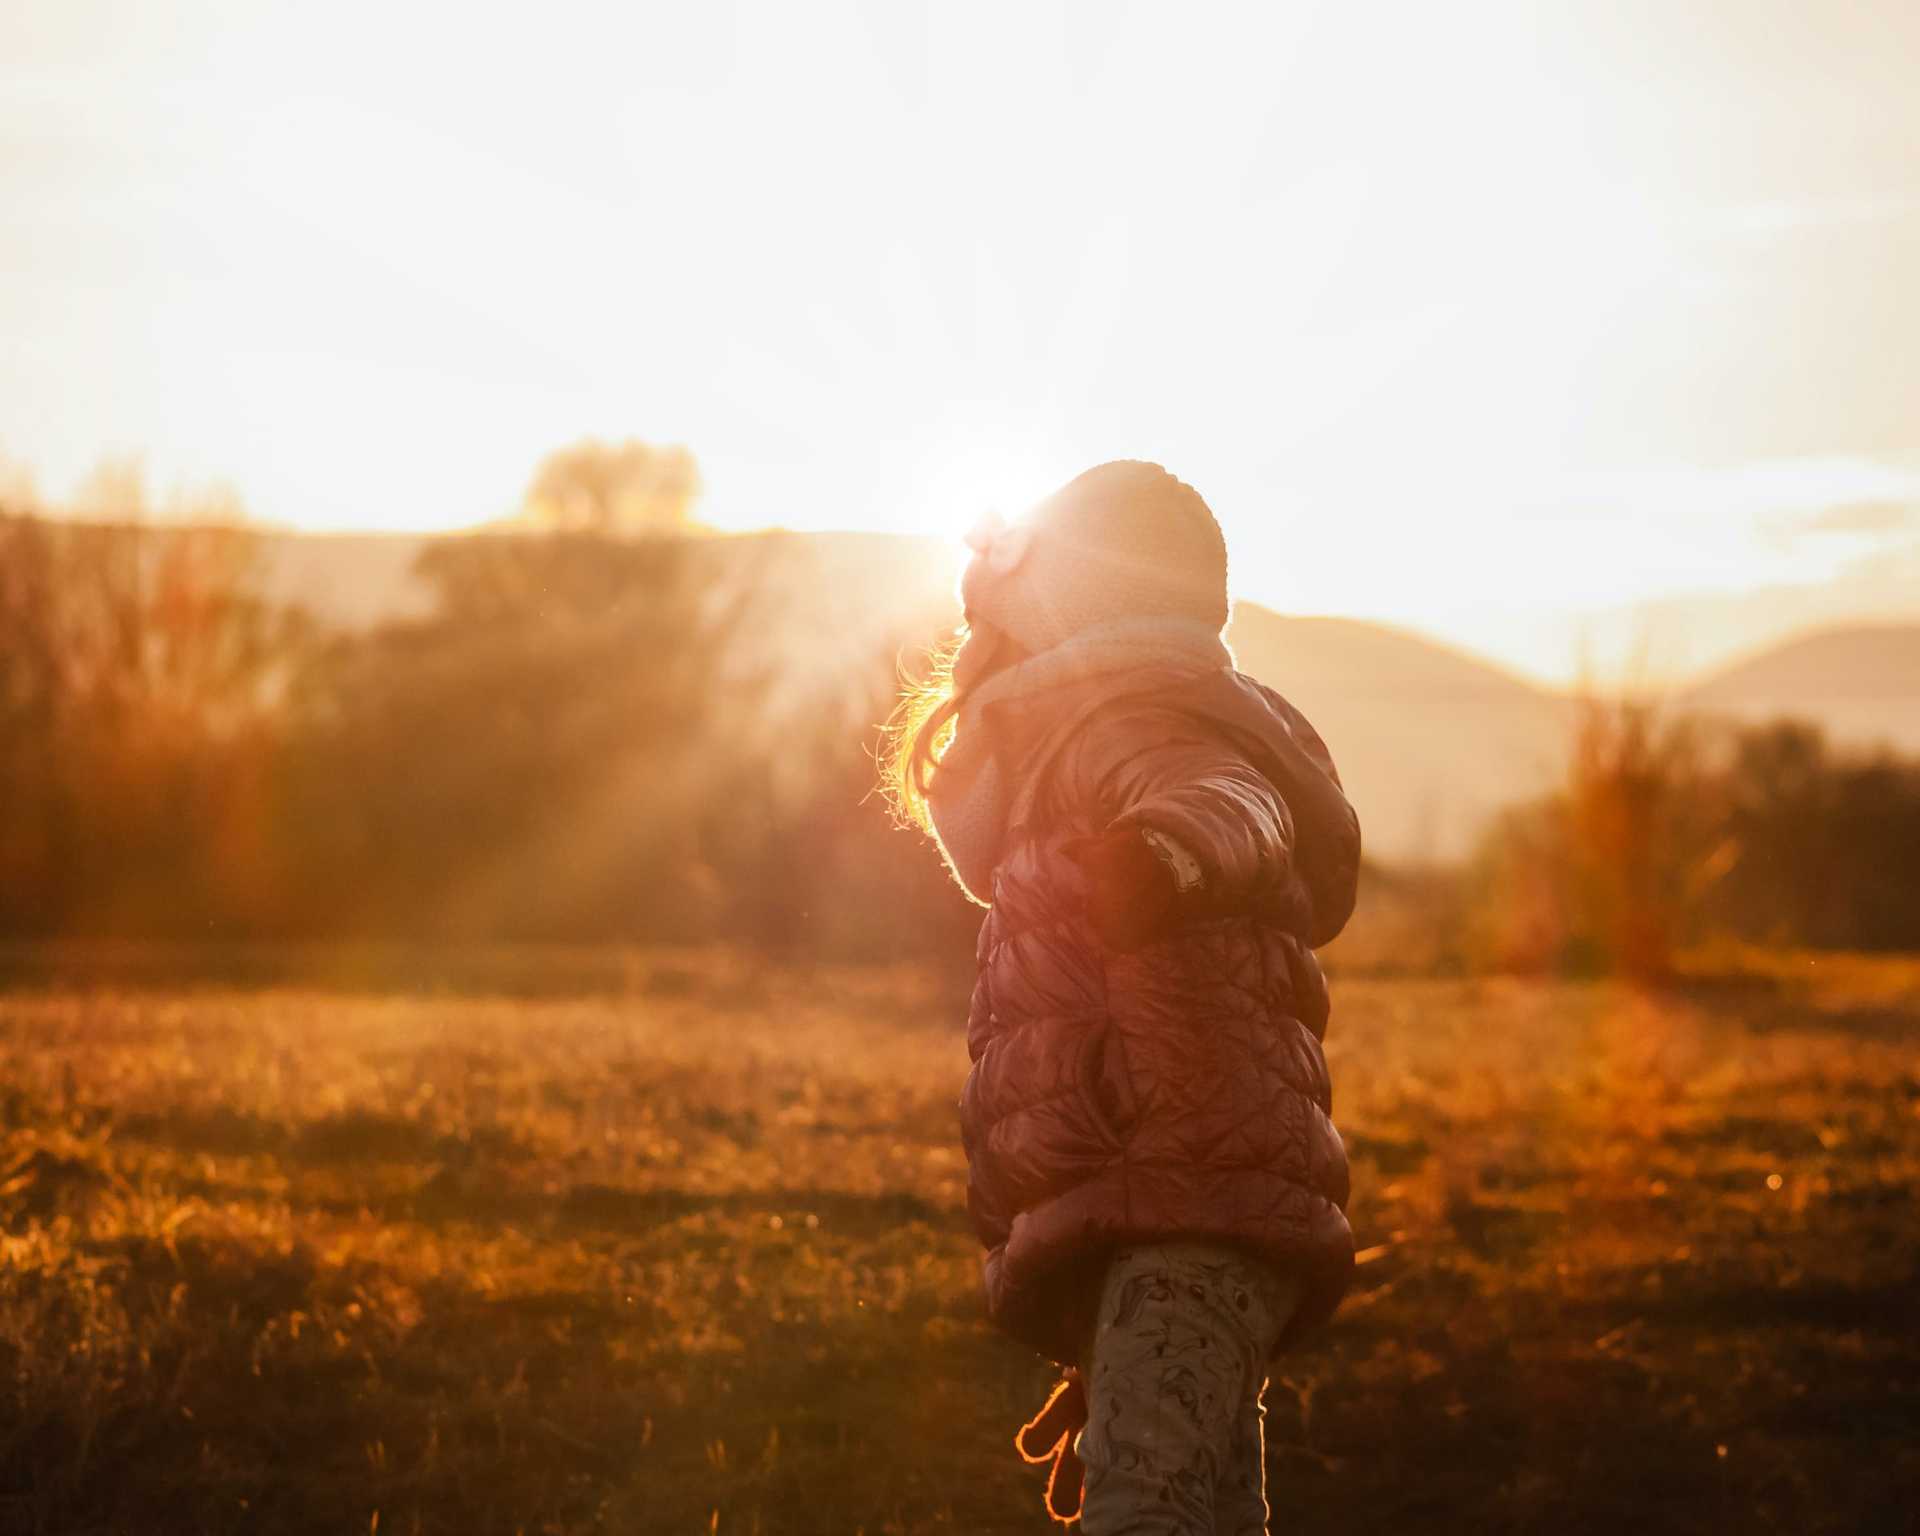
top-left (4, 0), bottom-right (1919, 683)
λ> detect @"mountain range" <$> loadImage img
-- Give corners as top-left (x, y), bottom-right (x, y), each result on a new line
top-left (253, 528), bottom-right (1920, 862)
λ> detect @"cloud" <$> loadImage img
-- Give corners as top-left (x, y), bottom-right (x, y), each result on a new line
top-left (1569, 457), bottom-right (1920, 524)
top-left (1569, 536), bottom-right (1920, 688)
top-left (1789, 501), bottom-right (1920, 536)
top-left (1710, 196), bottom-right (1920, 240)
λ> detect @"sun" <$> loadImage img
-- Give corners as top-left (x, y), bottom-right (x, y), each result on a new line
top-left (895, 437), bottom-right (1080, 550)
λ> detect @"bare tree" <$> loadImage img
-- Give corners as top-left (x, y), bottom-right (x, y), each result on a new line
top-left (0, 466), bottom-right (308, 937)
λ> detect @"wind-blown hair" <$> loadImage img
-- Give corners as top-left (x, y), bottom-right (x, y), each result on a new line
top-left (880, 632), bottom-right (964, 837)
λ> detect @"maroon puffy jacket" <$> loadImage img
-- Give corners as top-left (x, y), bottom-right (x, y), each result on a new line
top-left (958, 663), bottom-right (1361, 1365)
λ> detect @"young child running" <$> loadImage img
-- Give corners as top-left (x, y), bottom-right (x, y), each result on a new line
top-left (886, 461), bottom-right (1361, 1533)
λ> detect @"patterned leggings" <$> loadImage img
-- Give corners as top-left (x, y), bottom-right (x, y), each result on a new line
top-left (1076, 1243), bottom-right (1300, 1536)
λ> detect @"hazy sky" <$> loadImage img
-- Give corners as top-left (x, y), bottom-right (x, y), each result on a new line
top-left (4, 1), bottom-right (1918, 682)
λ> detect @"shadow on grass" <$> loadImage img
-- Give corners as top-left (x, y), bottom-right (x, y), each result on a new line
top-left (1680, 974), bottom-right (1920, 1042)
top-left (8, 1225), bottom-right (1916, 1536)
top-left (123, 1147), bottom-right (964, 1243)
top-left (0, 1229), bottom-right (1042, 1536)
top-left (1342, 1130), bottom-right (1431, 1176)
top-left (1563, 1267), bottom-right (1920, 1339)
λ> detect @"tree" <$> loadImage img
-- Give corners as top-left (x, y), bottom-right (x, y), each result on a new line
top-left (1466, 699), bottom-right (1716, 977)
top-left (279, 528), bottom-right (761, 942)
top-left (518, 438), bottom-right (702, 536)
top-left (0, 468), bottom-right (307, 939)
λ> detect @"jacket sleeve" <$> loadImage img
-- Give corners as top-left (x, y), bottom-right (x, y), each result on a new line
top-left (1073, 705), bottom-right (1295, 910)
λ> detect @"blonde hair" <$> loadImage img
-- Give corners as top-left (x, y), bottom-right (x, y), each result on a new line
top-left (880, 633), bottom-right (964, 836)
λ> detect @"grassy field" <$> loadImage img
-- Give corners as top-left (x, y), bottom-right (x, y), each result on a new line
top-left (0, 951), bottom-right (1916, 1535)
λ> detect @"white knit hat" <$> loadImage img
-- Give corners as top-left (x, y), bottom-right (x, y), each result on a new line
top-left (959, 461), bottom-right (1231, 655)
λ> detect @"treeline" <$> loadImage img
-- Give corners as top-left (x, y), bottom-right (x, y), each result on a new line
top-left (0, 507), bottom-right (977, 958)
top-left (1463, 701), bottom-right (1920, 974)
top-left (3, 486), bottom-right (1916, 969)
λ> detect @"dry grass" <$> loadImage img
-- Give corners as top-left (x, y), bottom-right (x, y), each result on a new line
top-left (0, 950), bottom-right (1915, 1534)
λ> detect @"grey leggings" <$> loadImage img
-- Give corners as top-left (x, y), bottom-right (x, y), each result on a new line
top-left (1076, 1243), bottom-right (1301, 1536)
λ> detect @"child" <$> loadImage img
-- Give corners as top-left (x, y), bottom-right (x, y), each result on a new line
top-left (886, 462), bottom-right (1360, 1533)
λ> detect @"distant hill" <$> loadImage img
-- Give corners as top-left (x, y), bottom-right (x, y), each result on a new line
top-left (709, 538), bottom-right (1579, 860)
top-left (1222, 608), bottom-right (1573, 863)
top-left (1681, 625), bottom-right (1920, 757)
